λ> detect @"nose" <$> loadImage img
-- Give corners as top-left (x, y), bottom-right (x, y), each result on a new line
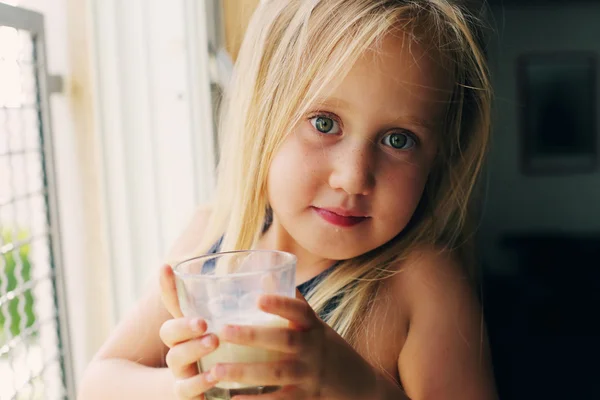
top-left (327, 139), bottom-right (375, 196)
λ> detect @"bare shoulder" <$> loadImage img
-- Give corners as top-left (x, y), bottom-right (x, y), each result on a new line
top-left (392, 246), bottom-right (475, 312)
top-left (389, 245), bottom-right (498, 400)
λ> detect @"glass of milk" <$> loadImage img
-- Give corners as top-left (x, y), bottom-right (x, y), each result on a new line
top-left (173, 249), bottom-right (297, 400)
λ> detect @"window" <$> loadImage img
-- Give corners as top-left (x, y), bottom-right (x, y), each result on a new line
top-left (0, 4), bottom-right (74, 399)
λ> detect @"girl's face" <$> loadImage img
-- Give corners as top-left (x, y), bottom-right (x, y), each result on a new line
top-left (267, 31), bottom-right (453, 261)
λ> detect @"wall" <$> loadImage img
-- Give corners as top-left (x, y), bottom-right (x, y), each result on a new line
top-left (222, 0), bottom-right (260, 61)
top-left (89, 0), bottom-right (217, 313)
top-left (481, 3), bottom-right (600, 273)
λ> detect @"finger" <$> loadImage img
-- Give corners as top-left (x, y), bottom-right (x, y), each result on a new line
top-left (166, 335), bottom-right (219, 378)
top-left (160, 318), bottom-right (208, 348)
top-left (220, 324), bottom-right (306, 354)
top-left (160, 264), bottom-right (183, 318)
top-left (232, 385), bottom-right (307, 400)
top-left (174, 370), bottom-right (219, 399)
top-left (295, 288), bottom-right (307, 302)
top-left (258, 295), bottom-right (317, 330)
top-left (211, 360), bottom-right (308, 387)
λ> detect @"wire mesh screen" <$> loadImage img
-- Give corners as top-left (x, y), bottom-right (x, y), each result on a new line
top-left (0, 5), bottom-right (72, 400)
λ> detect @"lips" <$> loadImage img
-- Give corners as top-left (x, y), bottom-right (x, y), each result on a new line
top-left (312, 207), bottom-right (369, 227)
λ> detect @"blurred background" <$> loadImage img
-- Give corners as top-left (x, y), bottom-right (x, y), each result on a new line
top-left (0, 0), bottom-right (598, 399)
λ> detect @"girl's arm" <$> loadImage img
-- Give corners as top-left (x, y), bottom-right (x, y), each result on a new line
top-left (77, 280), bottom-right (174, 399)
top-left (78, 360), bottom-right (172, 398)
top-left (77, 206), bottom-right (212, 399)
top-left (77, 312), bottom-right (175, 399)
top-left (396, 248), bottom-right (499, 400)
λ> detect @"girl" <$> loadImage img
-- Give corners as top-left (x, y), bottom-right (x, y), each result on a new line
top-left (79, 0), bottom-right (498, 399)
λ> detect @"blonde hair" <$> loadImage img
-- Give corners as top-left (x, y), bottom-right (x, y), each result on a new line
top-left (199, 0), bottom-right (491, 348)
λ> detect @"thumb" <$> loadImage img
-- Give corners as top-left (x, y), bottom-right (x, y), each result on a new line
top-left (295, 288), bottom-right (308, 303)
top-left (159, 264), bottom-right (183, 318)
top-left (295, 288), bottom-right (318, 318)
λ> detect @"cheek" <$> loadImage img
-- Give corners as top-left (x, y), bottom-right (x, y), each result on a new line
top-left (378, 164), bottom-right (429, 220)
top-left (267, 135), bottom-right (325, 206)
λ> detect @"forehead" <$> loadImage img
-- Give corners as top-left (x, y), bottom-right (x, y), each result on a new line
top-left (315, 30), bottom-right (455, 126)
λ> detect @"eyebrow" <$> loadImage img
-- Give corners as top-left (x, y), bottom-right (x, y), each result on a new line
top-left (313, 96), bottom-right (352, 110)
top-left (313, 96), bottom-right (440, 133)
top-left (393, 115), bottom-right (439, 133)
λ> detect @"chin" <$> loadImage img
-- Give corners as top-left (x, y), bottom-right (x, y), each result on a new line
top-left (299, 235), bottom-right (377, 261)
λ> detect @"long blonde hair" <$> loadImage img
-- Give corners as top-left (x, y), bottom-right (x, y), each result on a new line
top-left (199, 0), bottom-right (491, 347)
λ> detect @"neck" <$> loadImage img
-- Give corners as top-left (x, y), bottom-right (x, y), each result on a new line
top-left (258, 219), bottom-right (333, 285)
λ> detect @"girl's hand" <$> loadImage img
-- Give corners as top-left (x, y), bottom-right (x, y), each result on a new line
top-left (213, 292), bottom-right (379, 400)
top-left (159, 265), bottom-right (222, 399)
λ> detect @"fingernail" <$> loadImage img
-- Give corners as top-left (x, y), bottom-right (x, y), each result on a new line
top-left (259, 296), bottom-right (272, 308)
top-left (204, 371), bottom-right (217, 383)
top-left (201, 335), bottom-right (215, 348)
top-left (189, 318), bottom-right (203, 333)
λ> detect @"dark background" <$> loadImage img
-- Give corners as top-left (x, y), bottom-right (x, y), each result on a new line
top-left (478, 1), bottom-right (600, 398)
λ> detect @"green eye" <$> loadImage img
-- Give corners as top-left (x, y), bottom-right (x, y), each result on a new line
top-left (383, 132), bottom-right (416, 150)
top-left (310, 116), bottom-right (340, 134)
